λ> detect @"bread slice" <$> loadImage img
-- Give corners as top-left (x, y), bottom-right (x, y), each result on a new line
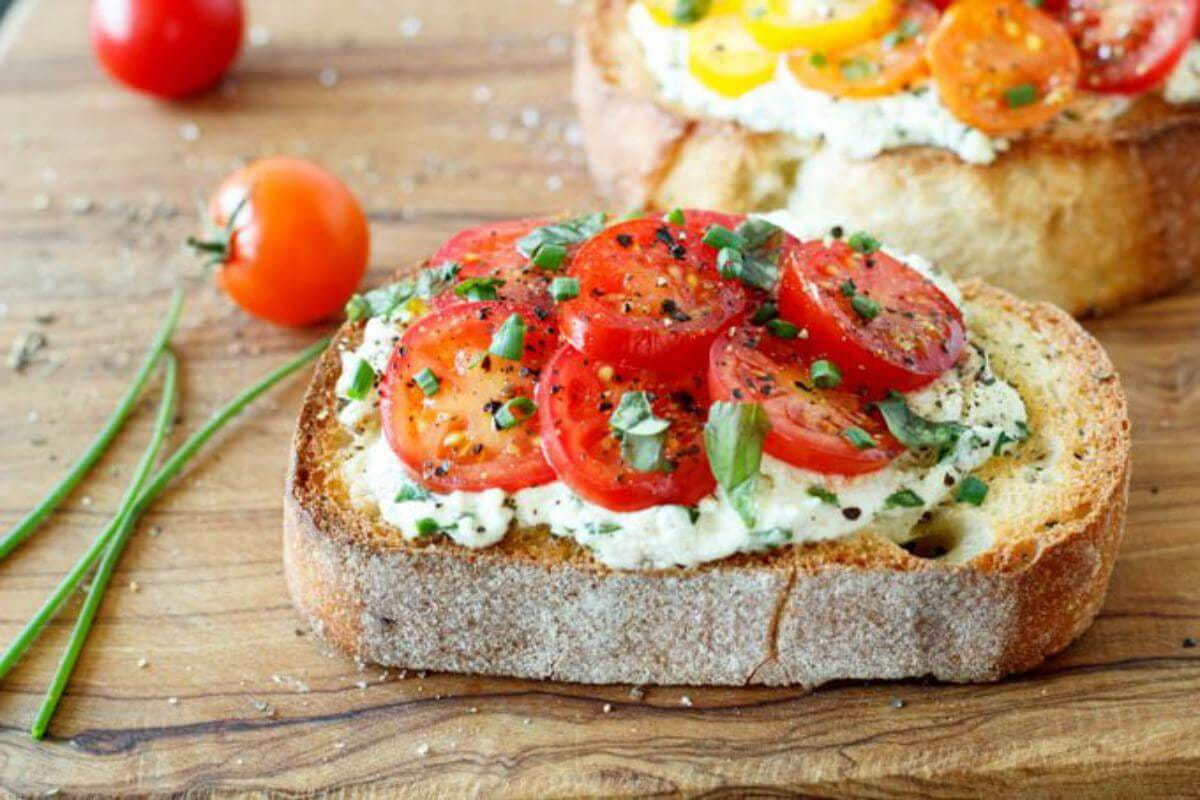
top-left (574, 0), bottom-right (1200, 317)
top-left (283, 276), bottom-right (1130, 688)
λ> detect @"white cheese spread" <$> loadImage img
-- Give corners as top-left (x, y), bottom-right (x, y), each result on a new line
top-left (1165, 41), bottom-right (1200, 106)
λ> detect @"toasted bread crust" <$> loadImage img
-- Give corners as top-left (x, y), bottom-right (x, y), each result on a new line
top-left (574, 0), bottom-right (1200, 317)
top-left (283, 280), bottom-right (1130, 687)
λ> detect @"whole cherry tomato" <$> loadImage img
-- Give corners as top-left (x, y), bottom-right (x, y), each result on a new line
top-left (189, 157), bottom-right (369, 326)
top-left (90, 0), bottom-right (243, 99)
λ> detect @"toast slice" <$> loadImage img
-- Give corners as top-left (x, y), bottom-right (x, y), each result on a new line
top-left (283, 276), bottom-right (1130, 688)
top-left (574, 0), bottom-right (1200, 317)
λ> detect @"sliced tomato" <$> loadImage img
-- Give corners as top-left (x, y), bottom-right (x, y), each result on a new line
top-left (777, 238), bottom-right (964, 394)
top-left (927, 0), bottom-right (1080, 135)
top-left (688, 13), bottom-right (779, 97)
top-left (1059, 0), bottom-right (1199, 94)
top-left (381, 301), bottom-right (557, 493)
top-left (429, 218), bottom-right (553, 308)
top-left (537, 345), bottom-right (715, 511)
top-left (709, 325), bottom-right (903, 475)
top-left (744, 0), bottom-right (898, 52)
top-left (676, 208), bottom-right (746, 233)
top-left (788, 1), bottom-right (940, 99)
top-left (560, 217), bottom-right (750, 371)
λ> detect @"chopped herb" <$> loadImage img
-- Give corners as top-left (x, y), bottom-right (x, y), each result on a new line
top-left (415, 517), bottom-right (441, 537)
top-left (718, 247), bottom-right (777, 291)
top-left (395, 480), bottom-right (432, 503)
top-left (665, 208), bottom-right (686, 225)
top-left (585, 521), bottom-right (621, 535)
top-left (874, 392), bottom-right (965, 458)
top-left (848, 231), bottom-right (881, 254)
top-left (884, 489), bottom-right (924, 509)
top-left (344, 282), bottom-right (414, 322)
top-left (671, 0), bottom-right (712, 23)
top-left (610, 391), bottom-right (672, 473)
top-left (839, 56), bottom-right (880, 82)
top-left (807, 485), bottom-right (839, 505)
top-left (685, 506), bottom-right (701, 524)
top-left (550, 276), bottom-right (580, 302)
top-left (956, 476), bottom-right (988, 506)
top-left (766, 319), bottom-right (800, 339)
top-left (517, 213), bottom-right (606, 267)
top-left (844, 426), bottom-right (878, 450)
top-left (454, 276), bottom-right (505, 302)
top-left (751, 301), bottom-right (779, 325)
top-left (747, 527), bottom-right (792, 551)
top-left (702, 225), bottom-right (747, 251)
top-left (414, 367), bottom-right (440, 397)
top-left (531, 243), bottom-right (567, 272)
top-left (345, 359), bottom-right (375, 401)
top-left (415, 261), bottom-right (462, 299)
top-left (707, 218), bottom-right (781, 291)
top-left (737, 218), bottom-right (780, 249)
top-left (488, 313), bottom-right (526, 360)
top-left (882, 17), bottom-right (921, 49)
top-left (809, 52), bottom-right (829, 68)
top-left (494, 396), bottom-right (537, 430)
top-left (704, 402), bottom-right (771, 528)
top-left (851, 293), bottom-right (881, 321)
top-left (1004, 83), bottom-right (1039, 108)
top-left (810, 359), bottom-right (841, 389)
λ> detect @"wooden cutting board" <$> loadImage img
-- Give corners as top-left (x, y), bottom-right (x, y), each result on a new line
top-left (1, 0), bottom-right (1198, 796)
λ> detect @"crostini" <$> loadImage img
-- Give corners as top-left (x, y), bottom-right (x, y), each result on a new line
top-left (284, 209), bottom-right (1129, 687)
top-left (574, 0), bottom-right (1200, 316)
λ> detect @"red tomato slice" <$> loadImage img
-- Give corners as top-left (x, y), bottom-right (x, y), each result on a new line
top-left (560, 218), bottom-right (750, 370)
top-left (709, 325), bottom-right (903, 475)
top-left (430, 218), bottom-right (554, 308)
top-left (537, 345), bottom-right (716, 512)
top-left (777, 238), bottom-right (964, 394)
top-left (1059, 0), bottom-right (1199, 94)
top-left (381, 301), bottom-right (557, 493)
top-left (676, 208), bottom-right (746, 233)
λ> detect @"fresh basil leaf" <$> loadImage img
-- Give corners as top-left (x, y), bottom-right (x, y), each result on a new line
top-left (345, 281), bottom-right (415, 321)
top-left (620, 430), bottom-right (673, 473)
top-left (736, 217), bottom-right (781, 250)
top-left (884, 489), bottom-right (924, 509)
top-left (728, 478), bottom-right (760, 530)
top-left (516, 213), bottom-right (607, 259)
top-left (704, 402), bottom-right (771, 529)
top-left (746, 526), bottom-right (792, 551)
top-left (415, 261), bottom-right (461, 300)
top-left (395, 480), bottom-right (432, 503)
top-left (874, 392), bottom-right (964, 458)
top-left (610, 391), bottom-right (670, 436)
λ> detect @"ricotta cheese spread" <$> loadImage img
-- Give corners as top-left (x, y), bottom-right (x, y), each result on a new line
top-left (1165, 41), bottom-right (1200, 106)
top-left (334, 218), bottom-right (1029, 571)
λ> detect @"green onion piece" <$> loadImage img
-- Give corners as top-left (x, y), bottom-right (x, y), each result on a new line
top-left (851, 293), bottom-right (882, 321)
top-left (0, 289), bottom-right (183, 564)
top-left (840, 279), bottom-right (857, 297)
top-left (766, 319), bottom-right (800, 339)
top-left (848, 231), bottom-right (881, 254)
top-left (414, 367), bottom-right (440, 397)
top-left (29, 350), bottom-right (179, 740)
top-left (1004, 83), bottom-right (1039, 108)
top-left (345, 359), bottom-right (376, 401)
top-left (807, 485), bottom-right (839, 505)
top-left (703, 225), bottom-right (747, 252)
top-left (809, 52), bottom-right (829, 68)
top-left (415, 517), bottom-right (441, 537)
top-left (736, 218), bottom-right (780, 249)
top-left (844, 427), bottom-right (878, 450)
top-left (751, 301), bottom-right (779, 325)
top-left (0, 336), bottom-right (329, 690)
top-left (494, 397), bottom-right (536, 430)
top-left (810, 359), bottom-right (841, 389)
top-left (884, 489), bottom-right (924, 509)
top-left (665, 208), bottom-right (686, 225)
top-left (956, 475), bottom-right (988, 506)
top-left (454, 276), bottom-right (505, 302)
top-left (671, 0), bottom-right (712, 23)
top-left (550, 276), bottom-right (580, 302)
top-left (517, 213), bottom-right (606, 259)
top-left (704, 402), bottom-right (771, 528)
top-left (395, 479), bottom-right (432, 502)
top-left (489, 313), bottom-right (526, 360)
top-left (531, 243), bottom-right (568, 272)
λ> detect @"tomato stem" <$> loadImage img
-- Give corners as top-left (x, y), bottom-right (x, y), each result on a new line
top-left (186, 192), bottom-right (250, 268)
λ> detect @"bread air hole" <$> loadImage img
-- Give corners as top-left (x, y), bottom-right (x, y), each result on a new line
top-left (898, 508), bottom-right (994, 565)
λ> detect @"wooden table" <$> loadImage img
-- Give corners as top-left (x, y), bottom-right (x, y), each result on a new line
top-left (1, 0), bottom-right (1198, 796)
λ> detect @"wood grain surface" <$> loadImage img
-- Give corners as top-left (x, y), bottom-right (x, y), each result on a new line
top-left (0, 0), bottom-right (1198, 797)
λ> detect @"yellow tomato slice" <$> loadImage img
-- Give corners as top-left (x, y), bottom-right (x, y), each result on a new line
top-left (643, 0), bottom-right (740, 27)
top-left (688, 13), bottom-right (778, 97)
top-left (743, 0), bottom-right (898, 52)
top-left (788, 1), bottom-right (939, 99)
top-left (926, 0), bottom-right (1080, 136)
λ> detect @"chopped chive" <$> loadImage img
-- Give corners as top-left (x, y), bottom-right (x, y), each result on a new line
top-left (884, 489), bottom-right (924, 509)
top-left (848, 231), bottom-right (881, 254)
top-left (454, 276), bottom-right (505, 302)
top-left (703, 225), bottom-right (747, 251)
top-left (810, 359), bottom-right (841, 389)
top-left (494, 396), bottom-right (536, 430)
top-left (414, 367), bottom-right (440, 397)
top-left (809, 52), bottom-right (828, 68)
top-left (851, 293), bottom-right (881, 321)
top-left (531, 243), bottom-right (568, 272)
top-left (671, 0), bottom-right (712, 24)
top-left (840, 279), bottom-right (857, 297)
top-left (807, 485), bottom-right (839, 505)
top-left (346, 359), bottom-right (376, 401)
top-left (956, 475), bottom-right (988, 506)
top-left (550, 276), bottom-right (580, 302)
top-left (766, 319), bottom-right (800, 339)
top-left (665, 208), bottom-right (686, 225)
top-left (1004, 83), bottom-right (1039, 108)
top-left (844, 427), bottom-right (878, 450)
top-left (489, 313), bottom-right (526, 360)
top-left (751, 301), bottom-right (779, 325)
top-left (415, 517), bottom-right (441, 537)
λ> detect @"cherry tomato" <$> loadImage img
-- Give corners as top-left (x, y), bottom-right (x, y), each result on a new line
top-left (429, 218), bottom-right (554, 309)
top-left (642, 0), bottom-right (740, 26)
top-left (788, 1), bottom-right (940, 99)
top-left (676, 208), bottom-right (746, 231)
top-left (709, 325), bottom-right (903, 475)
top-left (777, 238), bottom-right (964, 394)
top-left (381, 302), bottom-right (558, 493)
top-left (1058, 0), bottom-right (1199, 94)
top-left (744, 0), bottom-right (898, 52)
top-left (560, 217), bottom-right (750, 371)
top-left (688, 13), bottom-right (779, 97)
top-left (191, 157), bottom-right (369, 326)
top-left (90, 0), bottom-right (243, 99)
top-left (537, 345), bottom-right (716, 511)
top-left (927, 0), bottom-right (1080, 136)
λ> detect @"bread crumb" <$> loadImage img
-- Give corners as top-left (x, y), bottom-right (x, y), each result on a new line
top-left (129, 581), bottom-right (140, 593)
top-left (679, 695), bottom-right (693, 707)
top-left (136, 657), bottom-right (148, 669)
top-left (888, 696), bottom-right (905, 709)
top-left (602, 703), bottom-right (612, 713)
top-left (415, 742), bottom-right (429, 756)
top-left (629, 686), bottom-right (645, 700)
top-left (168, 696), bottom-right (179, 705)
top-left (319, 68), bottom-right (339, 88)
